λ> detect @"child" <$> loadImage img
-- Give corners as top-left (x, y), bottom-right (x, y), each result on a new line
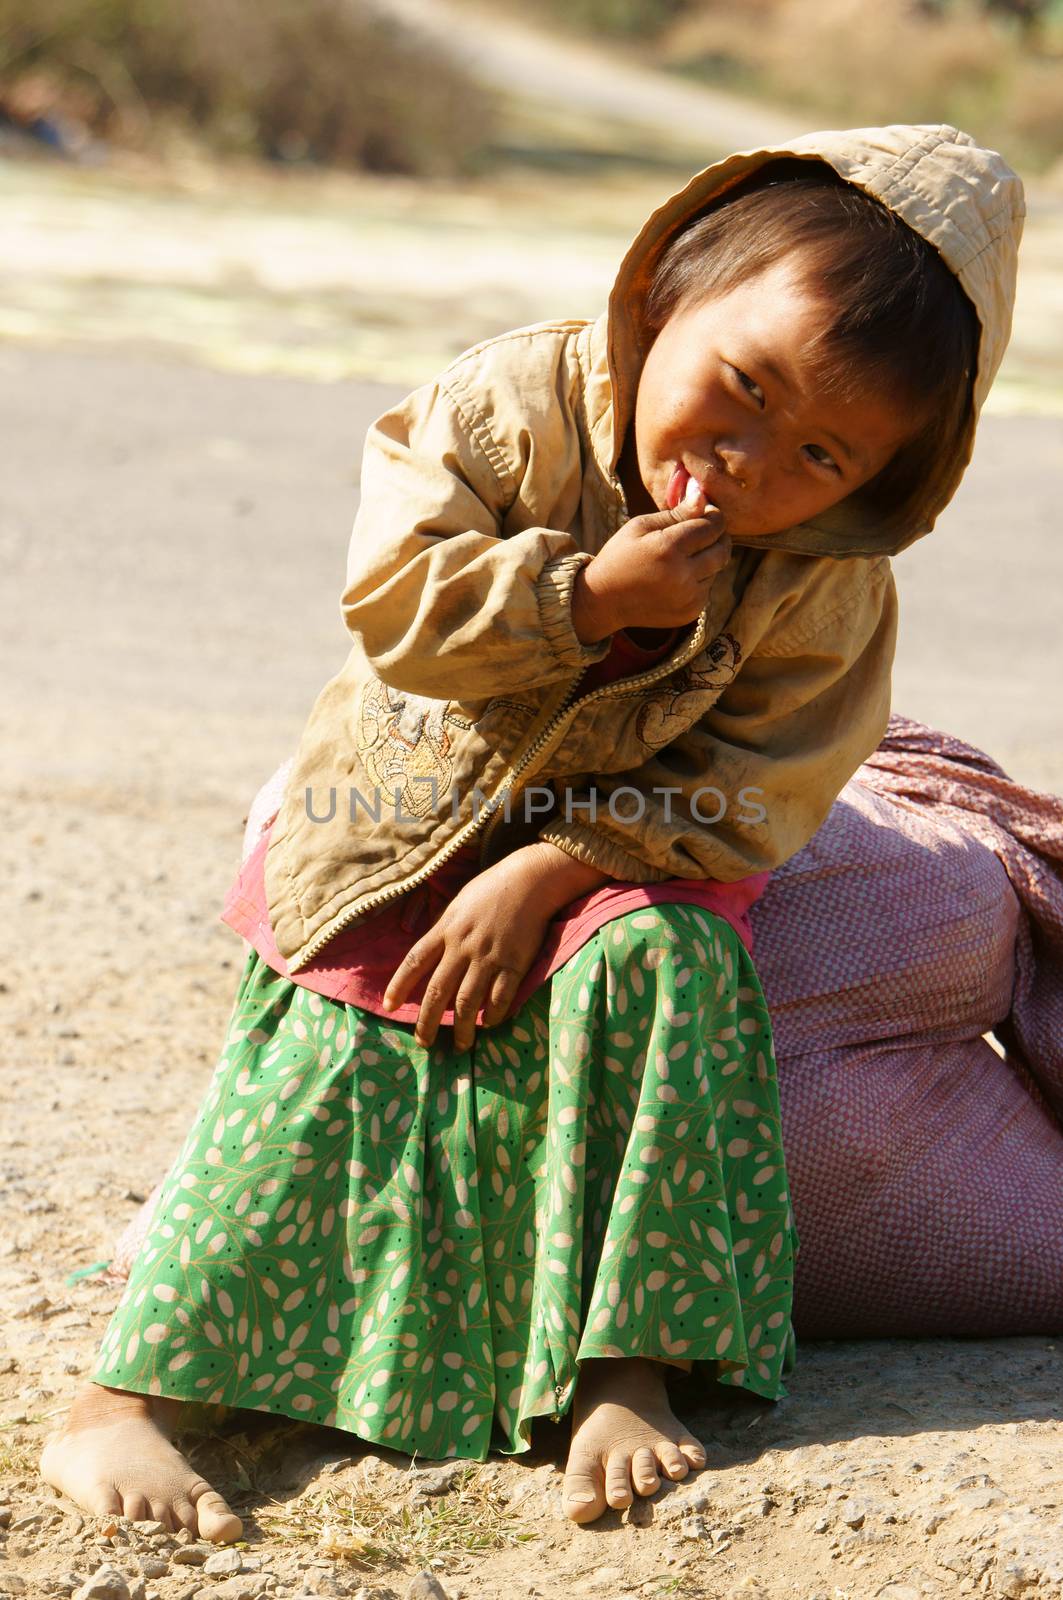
top-left (42, 123), bottom-right (1023, 1536)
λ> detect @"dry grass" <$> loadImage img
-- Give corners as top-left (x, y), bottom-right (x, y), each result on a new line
top-left (256, 1460), bottom-right (534, 1570)
top-left (0, 1431), bottom-right (37, 1479)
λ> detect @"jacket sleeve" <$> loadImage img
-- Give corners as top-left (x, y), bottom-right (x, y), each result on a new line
top-left (537, 560), bottom-right (898, 883)
top-left (340, 366), bottom-right (613, 699)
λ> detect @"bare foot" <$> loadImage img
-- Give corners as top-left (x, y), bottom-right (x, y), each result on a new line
top-left (40, 1383), bottom-right (243, 1542)
top-left (562, 1357), bottom-right (707, 1524)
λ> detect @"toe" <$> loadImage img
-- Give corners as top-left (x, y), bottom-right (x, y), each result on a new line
top-left (85, 1484), bottom-right (124, 1518)
top-left (656, 1439), bottom-right (690, 1481)
top-left (148, 1498), bottom-right (175, 1531)
top-left (678, 1434), bottom-right (707, 1470)
top-left (604, 1450), bottom-right (635, 1509)
top-left (630, 1446), bottom-right (660, 1497)
top-left (562, 1454), bottom-right (608, 1525)
top-left (190, 1484), bottom-right (243, 1544)
top-left (122, 1492), bottom-right (151, 1522)
top-left (172, 1498), bottom-right (199, 1534)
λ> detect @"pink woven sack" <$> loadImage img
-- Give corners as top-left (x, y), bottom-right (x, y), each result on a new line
top-left (754, 716), bottom-right (1063, 1337)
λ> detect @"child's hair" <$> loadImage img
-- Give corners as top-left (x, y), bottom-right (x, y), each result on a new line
top-left (643, 158), bottom-right (981, 525)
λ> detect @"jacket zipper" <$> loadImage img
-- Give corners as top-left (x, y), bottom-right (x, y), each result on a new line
top-left (289, 609), bottom-right (710, 970)
top-left (476, 607), bottom-right (709, 859)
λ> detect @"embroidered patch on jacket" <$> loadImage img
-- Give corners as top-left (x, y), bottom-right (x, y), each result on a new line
top-left (635, 631), bottom-right (742, 749)
top-left (357, 680), bottom-right (461, 819)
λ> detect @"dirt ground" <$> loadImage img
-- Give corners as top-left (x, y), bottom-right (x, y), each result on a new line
top-left (1, 335), bottom-right (1062, 1600)
top-left (2, 31), bottom-right (1063, 1587)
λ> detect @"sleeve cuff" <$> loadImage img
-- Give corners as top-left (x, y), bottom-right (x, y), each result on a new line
top-left (537, 820), bottom-right (673, 884)
top-left (536, 552), bottom-right (613, 674)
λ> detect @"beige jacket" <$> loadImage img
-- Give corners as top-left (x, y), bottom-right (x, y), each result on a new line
top-left (265, 123), bottom-right (1024, 972)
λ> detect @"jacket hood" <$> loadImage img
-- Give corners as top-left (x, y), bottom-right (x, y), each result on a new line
top-left (606, 123), bottom-right (1025, 558)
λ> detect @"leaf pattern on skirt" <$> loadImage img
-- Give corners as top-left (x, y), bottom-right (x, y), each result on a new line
top-left (94, 905), bottom-right (798, 1460)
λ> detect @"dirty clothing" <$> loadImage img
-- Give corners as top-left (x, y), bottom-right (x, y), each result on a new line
top-left (264, 125), bottom-right (1024, 974)
top-left (93, 908), bottom-right (798, 1452)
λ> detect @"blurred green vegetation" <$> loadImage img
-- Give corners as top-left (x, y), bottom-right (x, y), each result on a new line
top-left (519, 0), bottom-right (688, 38)
top-left (0, 0), bottom-right (495, 175)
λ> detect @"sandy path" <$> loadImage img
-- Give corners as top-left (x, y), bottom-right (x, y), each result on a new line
top-left (366, 0), bottom-right (801, 151)
top-left (1, 344), bottom-right (1062, 1599)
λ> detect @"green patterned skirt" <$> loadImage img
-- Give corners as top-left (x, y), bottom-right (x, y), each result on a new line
top-left (93, 903), bottom-right (798, 1459)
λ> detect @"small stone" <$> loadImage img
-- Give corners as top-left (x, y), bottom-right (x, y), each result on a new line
top-left (0, 1508), bottom-right (12, 1529)
top-left (174, 1528), bottom-right (196, 1545)
top-left (754, 1496), bottom-right (774, 1517)
top-left (655, 1484), bottom-right (713, 1523)
top-left (138, 1557), bottom-right (170, 1579)
top-left (409, 1463), bottom-right (467, 1498)
top-left (919, 1511), bottom-right (948, 1535)
top-left (171, 1544), bottom-right (212, 1566)
top-left (72, 1568), bottom-right (131, 1600)
top-left (212, 1581), bottom-right (259, 1600)
top-left (954, 1487), bottom-right (1003, 1511)
top-left (204, 1551), bottom-right (244, 1576)
top-left (11, 1513), bottom-right (45, 1532)
top-left (840, 1503), bottom-right (867, 1530)
top-left (622, 1497), bottom-right (653, 1527)
top-left (952, 1473), bottom-right (992, 1491)
top-left (15, 1294), bottom-right (51, 1318)
top-left (131, 1520), bottom-right (167, 1537)
top-left (405, 1576), bottom-right (450, 1600)
top-left (0, 1578), bottom-right (29, 1596)
top-left (998, 1565), bottom-right (1039, 1599)
top-left (812, 1517), bottom-right (830, 1533)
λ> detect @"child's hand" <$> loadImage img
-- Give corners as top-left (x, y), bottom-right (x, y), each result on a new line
top-left (381, 842), bottom-right (610, 1051)
top-left (572, 486), bottom-right (731, 642)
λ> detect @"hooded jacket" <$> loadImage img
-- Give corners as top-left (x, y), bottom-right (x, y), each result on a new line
top-left (264, 123), bottom-right (1024, 973)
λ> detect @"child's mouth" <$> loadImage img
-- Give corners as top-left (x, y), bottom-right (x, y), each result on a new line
top-left (666, 464), bottom-right (705, 510)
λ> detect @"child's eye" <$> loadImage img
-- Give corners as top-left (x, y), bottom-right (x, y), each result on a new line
top-left (729, 365), bottom-right (765, 406)
top-left (803, 444), bottom-right (840, 473)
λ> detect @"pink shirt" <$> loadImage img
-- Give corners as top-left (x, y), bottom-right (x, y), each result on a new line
top-left (221, 628), bottom-right (769, 1026)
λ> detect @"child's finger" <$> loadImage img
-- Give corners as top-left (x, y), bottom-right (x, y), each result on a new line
top-left (451, 963), bottom-right (494, 1053)
top-left (381, 933), bottom-right (444, 1012)
top-left (413, 958), bottom-right (464, 1048)
top-left (672, 516), bottom-right (729, 556)
top-left (482, 968), bottom-right (520, 1027)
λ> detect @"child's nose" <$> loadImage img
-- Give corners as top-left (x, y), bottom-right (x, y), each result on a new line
top-left (715, 438), bottom-right (762, 492)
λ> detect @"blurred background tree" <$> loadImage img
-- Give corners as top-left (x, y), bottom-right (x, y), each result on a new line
top-left (0, 0), bottom-right (494, 175)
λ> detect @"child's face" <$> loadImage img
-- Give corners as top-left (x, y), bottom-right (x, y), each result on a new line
top-left (625, 254), bottom-right (915, 539)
